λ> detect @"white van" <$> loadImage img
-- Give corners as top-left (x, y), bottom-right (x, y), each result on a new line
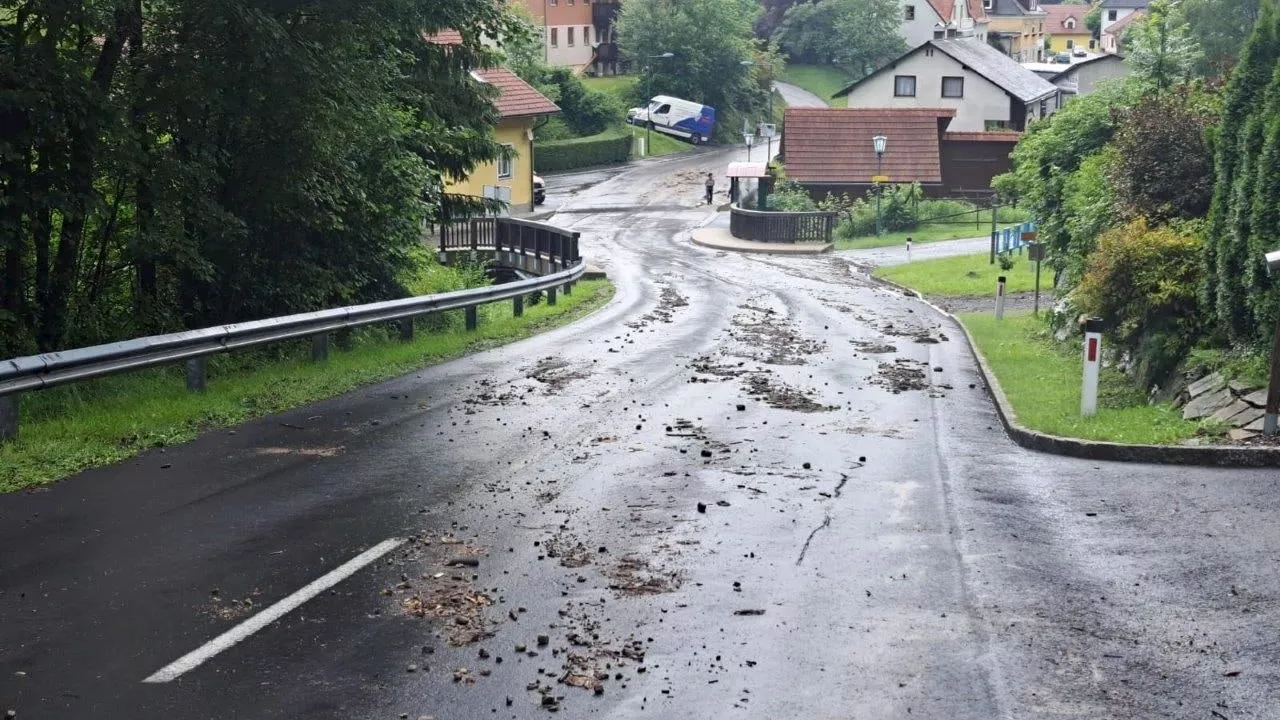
top-left (626, 95), bottom-right (718, 145)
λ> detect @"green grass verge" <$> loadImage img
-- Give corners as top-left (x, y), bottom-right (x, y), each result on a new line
top-left (778, 64), bottom-right (852, 106)
top-left (0, 280), bottom-right (615, 492)
top-left (960, 312), bottom-right (1202, 445)
top-left (874, 252), bottom-right (1042, 297)
top-left (836, 208), bottom-right (1032, 250)
top-left (581, 75), bottom-right (638, 98)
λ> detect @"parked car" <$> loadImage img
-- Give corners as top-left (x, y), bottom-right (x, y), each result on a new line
top-left (626, 95), bottom-right (717, 145)
top-left (533, 175), bottom-right (545, 205)
top-left (1072, 46), bottom-right (1088, 57)
top-left (1053, 51), bottom-right (1072, 63)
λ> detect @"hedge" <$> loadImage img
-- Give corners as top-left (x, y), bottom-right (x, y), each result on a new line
top-left (535, 131), bottom-right (631, 173)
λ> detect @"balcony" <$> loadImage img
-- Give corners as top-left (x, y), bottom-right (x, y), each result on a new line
top-left (592, 1), bottom-right (619, 29)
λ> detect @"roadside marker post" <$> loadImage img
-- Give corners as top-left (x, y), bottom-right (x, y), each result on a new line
top-left (1081, 317), bottom-right (1104, 417)
top-left (1027, 240), bottom-right (1045, 315)
top-left (906, 237), bottom-right (912, 262)
top-left (1263, 250), bottom-right (1280, 434)
top-left (995, 276), bottom-right (1007, 319)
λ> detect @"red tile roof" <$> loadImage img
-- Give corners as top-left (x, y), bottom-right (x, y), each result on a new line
top-left (473, 67), bottom-right (560, 119)
top-left (1039, 4), bottom-right (1088, 34)
top-left (423, 29), bottom-right (464, 44)
top-left (943, 130), bottom-right (1023, 142)
top-left (924, 0), bottom-right (990, 24)
top-left (781, 108), bottom-right (956, 185)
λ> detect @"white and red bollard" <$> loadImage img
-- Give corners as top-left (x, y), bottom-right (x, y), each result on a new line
top-left (1081, 317), bottom-right (1104, 417)
top-left (994, 275), bottom-right (1006, 319)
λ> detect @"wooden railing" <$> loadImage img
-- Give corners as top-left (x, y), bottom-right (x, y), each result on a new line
top-left (729, 205), bottom-right (836, 244)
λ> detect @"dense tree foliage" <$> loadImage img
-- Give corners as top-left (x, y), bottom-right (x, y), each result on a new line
top-left (1126, 0), bottom-right (1203, 94)
top-left (1184, 0), bottom-right (1262, 75)
top-left (1108, 94), bottom-right (1215, 223)
top-left (1204, 0), bottom-right (1280, 343)
top-left (772, 0), bottom-right (905, 77)
top-left (756, 0), bottom-right (802, 38)
top-left (0, 0), bottom-right (521, 357)
top-left (616, 0), bottom-right (769, 141)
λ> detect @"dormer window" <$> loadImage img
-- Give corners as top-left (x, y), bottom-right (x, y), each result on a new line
top-left (1065, 17), bottom-right (1076, 28)
top-left (983, 0), bottom-right (993, 9)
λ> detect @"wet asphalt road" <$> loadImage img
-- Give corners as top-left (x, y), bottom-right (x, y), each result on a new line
top-left (2, 145), bottom-right (1280, 720)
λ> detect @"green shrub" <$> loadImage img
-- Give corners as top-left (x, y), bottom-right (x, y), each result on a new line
top-left (535, 132), bottom-right (631, 172)
top-left (540, 68), bottom-right (624, 136)
top-left (766, 181), bottom-right (818, 211)
top-left (1075, 218), bottom-right (1205, 386)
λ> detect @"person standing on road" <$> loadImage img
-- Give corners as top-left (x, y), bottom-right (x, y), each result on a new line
top-left (704, 173), bottom-right (715, 205)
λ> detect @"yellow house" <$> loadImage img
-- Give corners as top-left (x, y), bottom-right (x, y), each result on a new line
top-left (427, 31), bottom-right (560, 213)
top-left (1041, 4), bottom-right (1097, 53)
top-left (988, 0), bottom-right (1048, 62)
top-left (446, 67), bottom-right (560, 212)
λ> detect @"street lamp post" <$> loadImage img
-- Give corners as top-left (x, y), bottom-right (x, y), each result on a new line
top-left (873, 134), bottom-right (887, 236)
top-left (644, 52), bottom-right (674, 157)
top-left (1263, 250), bottom-right (1280, 434)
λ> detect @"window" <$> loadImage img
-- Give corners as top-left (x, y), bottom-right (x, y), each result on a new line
top-left (1089, 38), bottom-right (1096, 49)
top-left (1067, 39), bottom-right (1074, 49)
top-left (934, 29), bottom-right (945, 38)
top-left (941, 76), bottom-right (964, 98)
top-left (893, 75), bottom-right (916, 97)
top-left (568, 27), bottom-right (575, 46)
top-left (1107, 9), bottom-right (1117, 20)
top-left (904, 4), bottom-right (915, 20)
top-left (568, 0), bottom-right (574, 4)
top-left (497, 144), bottom-right (514, 179)
top-left (655, 103), bottom-right (671, 114)
top-left (550, 28), bottom-right (558, 47)
top-left (985, 120), bottom-right (1008, 130)
top-left (1039, 99), bottom-right (1048, 116)
top-left (984, 0), bottom-right (993, 8)
top-left (1064, 18), bottom-right (1076, 29)
top-left (550, 0), bottom-right (557, 5)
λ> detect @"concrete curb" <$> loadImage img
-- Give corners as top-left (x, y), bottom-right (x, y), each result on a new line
top-left (874, 277), bottom-right (1280, 467)
top-left (690, 227), bottom-right (833, 255)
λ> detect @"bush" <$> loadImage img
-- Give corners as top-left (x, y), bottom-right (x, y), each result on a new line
top-left (1075, 218), bottom-right (1205, 386)
top-left (541, 68), bottom-right (623, 136)
top-left (766, 181), bottom-right (818, 211)
top-left (535, 132), bottom-right (631, 172)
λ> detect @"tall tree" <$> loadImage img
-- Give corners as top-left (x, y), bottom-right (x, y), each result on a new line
top-left (0, 0), bottom-right (521, 355)
top-left (772, 0), bottom-right (906, 77)
top-left (1204, 0), bottom-right (1280, 342)
top-left (616, 0), bottom-right (765, 139)
top-left (1126, 0), bottom-right (1203, 95)
top-left (1183, 0), bottom-right (1263, 75)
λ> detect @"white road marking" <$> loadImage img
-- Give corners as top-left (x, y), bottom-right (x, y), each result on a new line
top-left (142, 537), bottom-right (407, 683)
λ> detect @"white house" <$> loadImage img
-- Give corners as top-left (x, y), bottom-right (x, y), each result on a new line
top-left (1100, 0), bottom-right (1150, 35)
top-left (900, 0), bottom-right (990, 47)
top-left (834, 38), bottom-right (1061, 132)
top-left (1025, 54), bottom-right (1131, 99)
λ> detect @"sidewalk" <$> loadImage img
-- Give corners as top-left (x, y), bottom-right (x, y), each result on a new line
top-left (690, 224), bottom-right (833, 255)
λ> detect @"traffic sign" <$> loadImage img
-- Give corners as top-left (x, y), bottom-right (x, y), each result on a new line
top-left (870, 174), bottom-right (890, 183)
top-left (1021, 231), bottom-right (1038, 242)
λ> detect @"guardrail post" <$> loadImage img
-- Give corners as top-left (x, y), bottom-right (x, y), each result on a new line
top-left (185, 358), bottom-right (207, 392)
top-left (563, 279), bottom-right (573, 296)
top-left (547, 287), bottom-right (557, 306)
top-left (399, 318), bottom-right (414, 342)
top-left (0, 394), bottom-right (18, 442)
top-left (513, 295), bottom-right (524, 317)
top-left (311, 333), bottom-right (329, 362)
top-left (465, 306), bottom-right (478, 331)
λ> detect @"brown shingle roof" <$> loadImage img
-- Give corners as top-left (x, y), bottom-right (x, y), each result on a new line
top-left (473, 67), bottom-right (560, 119)
top-left (924, 0), bottom-right (991, 24)
top-left (781, 108), bottom-right (956, 185)
top-left (1039, 4), bottom-right (1089, 33)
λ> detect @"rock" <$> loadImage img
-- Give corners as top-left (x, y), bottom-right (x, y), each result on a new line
top-left (1226, 405), bottom-right (1264, 428)
top-left (479, 649), bottom-right (490, 659)
top-left (736, 404), bottom-right (746, 411)
top-left (1228, 428), bottom-right (1259, 442)
top-left (716, 500), bottom-right (730, 507)
top-left (1186, 371), bottom-right (1226, 399)
top-left (700, 449), bottom-right (712, 458)
top-left (733, 609), bottom-right (765, 616)
top-left (696, 502), bottom-right (707, 513)
top-left (802, 462), bottom-right (811, 470)
top-left (537, 634), bottom-right (550, 646)
top-left (1245, 415), bottom-right (1267, 431)
top-left (1211, 399), bottom-right (1253, 423)
top-left (406, 664), bottom-right (418, 673)
top-left (1228, 380), bottom-right (1255, 395)
top-left (1243, 389), bottom-right (1269, 408)
top-left (447, 557), bottom-right (479, 567)
top-left (1182, 387), bottom-right (1233, 420)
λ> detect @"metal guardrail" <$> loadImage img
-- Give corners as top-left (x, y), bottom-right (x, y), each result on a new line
top-left (729, 204), bottom-right (836, 244)
top-left (0, 217), bottom-right (583, 441)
